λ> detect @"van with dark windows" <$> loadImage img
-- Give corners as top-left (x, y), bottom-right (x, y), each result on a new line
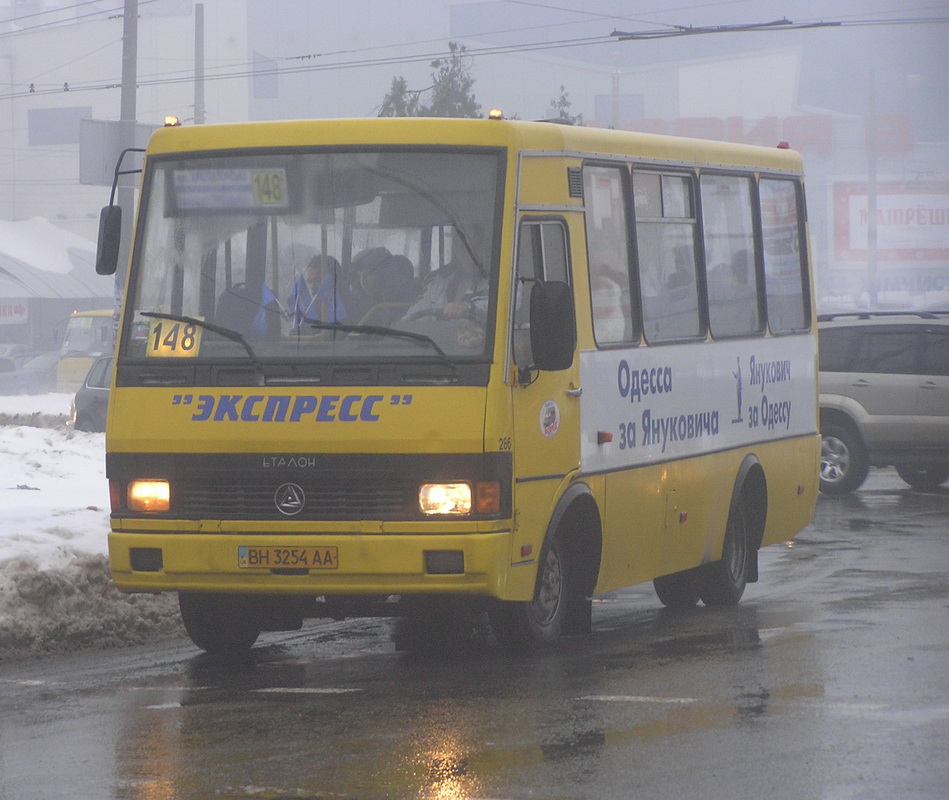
top-left (818, 311), bottom-right (949, 493)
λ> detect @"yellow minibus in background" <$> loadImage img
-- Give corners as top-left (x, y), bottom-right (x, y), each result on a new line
top-left (57, 308), bottom-right (113, 392)
top-left (96, 116), bottom-right (819, 654)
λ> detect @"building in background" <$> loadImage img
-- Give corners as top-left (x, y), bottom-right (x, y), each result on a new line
top-left (0, 0), bottom-right (249, 347)
top-left (0, 217), bottom-right (110, 352)
top-left (0, 0), bottom-right (248, 239)
top-left (1, 0), bottom-right (947, 313)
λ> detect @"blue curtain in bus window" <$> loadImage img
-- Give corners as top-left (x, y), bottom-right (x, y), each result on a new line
top-left (583, 165), bottom-right (636, 345)
top-left (760, 179), bottom-right (809, 333)
top-left (634, 172), bottom-right (701, 343)
top-left (701, 174), bottom-right (761, 338)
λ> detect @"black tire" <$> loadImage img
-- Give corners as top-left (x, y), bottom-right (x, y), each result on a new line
top-left (490, 535), bottom-right (569, 653)
top-left (895, 464), bottom-right (949, 491)
top-left (699, 500), bottom-right (750, 607)
top-left (178, 592), bottom-right (261, 655)
top-left (819, 422), bottom-right (870, 494)
top-left (653, 570), bottom-right (701, 608)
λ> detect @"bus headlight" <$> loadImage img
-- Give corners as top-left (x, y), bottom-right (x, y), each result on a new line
top-left (418, 481), bottom-right (501, 516)
top-left (127, 479), bottom-right (170, 513)
top-left (419, 483), bottom-right (471, 516)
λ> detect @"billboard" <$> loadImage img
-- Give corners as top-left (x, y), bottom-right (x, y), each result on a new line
top-left (834, 182), bottom-right (949, 262)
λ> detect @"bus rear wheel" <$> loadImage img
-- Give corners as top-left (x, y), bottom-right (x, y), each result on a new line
top-left (490, 535), bottom-right (569, 653)
top-left (699, 500), bottom-right (749, 607)
top-left (178, 592), bottom-right (261, 655)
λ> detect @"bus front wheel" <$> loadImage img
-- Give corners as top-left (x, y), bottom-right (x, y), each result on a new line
top-left (490, 535), bottom-right (570, 653)
top-left (178, 592), bottom-right (261, 655)
top-left (699, 500), bottom-right (749, 607)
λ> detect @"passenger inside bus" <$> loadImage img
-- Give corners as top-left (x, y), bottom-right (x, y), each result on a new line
top-left (287, 256), bottom-right (330, 329)
top-left (352, 252), bottom-right (418, 326)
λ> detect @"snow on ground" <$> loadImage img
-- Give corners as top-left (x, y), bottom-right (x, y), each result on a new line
top-left (0, 394), bottom-right (180, 661)
top-left (0, 394), bottom-right (108, 569)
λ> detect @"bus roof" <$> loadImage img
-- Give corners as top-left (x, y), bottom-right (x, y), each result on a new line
top-left (146, 117), bottom-right (804, 174)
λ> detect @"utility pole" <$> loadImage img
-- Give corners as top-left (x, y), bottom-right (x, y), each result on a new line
top-left (115, 0), bottom-right (138, 296)
top-left (194, 3), bottom-right (205, 124)
top-left (866, 70), bottom-right (879, 309)
top-left (611, 69), bottom-right (619, 129)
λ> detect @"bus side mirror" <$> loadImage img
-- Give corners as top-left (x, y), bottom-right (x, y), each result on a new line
top-left (95, 205), bottom-right (122, 276)
top-left (530, 280), bottom-right (576, 372)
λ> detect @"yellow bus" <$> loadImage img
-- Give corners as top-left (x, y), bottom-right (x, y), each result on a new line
top-left (96, 116), bottom-right (819, 654)
top-left (57, 308), bottom-right (113, 392)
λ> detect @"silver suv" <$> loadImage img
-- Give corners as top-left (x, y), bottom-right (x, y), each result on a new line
top-left (818, 312), bottom-right (949, 493)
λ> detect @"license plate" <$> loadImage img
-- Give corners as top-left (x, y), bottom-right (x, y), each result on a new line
top-left (238, 545), bottom-right (338, 570)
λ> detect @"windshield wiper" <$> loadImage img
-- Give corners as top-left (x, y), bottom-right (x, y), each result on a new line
top-left (307, 320), bottom-right (459, 379)
top-left (139, 311), bottom-right (266, 383)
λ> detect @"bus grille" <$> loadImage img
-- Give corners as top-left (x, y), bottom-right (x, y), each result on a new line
top-left (177, 476), bottom-right (413, 520)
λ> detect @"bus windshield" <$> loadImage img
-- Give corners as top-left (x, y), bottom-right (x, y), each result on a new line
top-left (123, 148), bottom-right (502, 367)
top-left (61, 311), bottom-right (112, 359)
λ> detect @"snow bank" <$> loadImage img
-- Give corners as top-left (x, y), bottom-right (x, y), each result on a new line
top-left (0, 216), bottom-right (95, 274)
top-left (0, 394), bottom-right (182, 661)
top-left (0, 555), bottom-right (181, 659)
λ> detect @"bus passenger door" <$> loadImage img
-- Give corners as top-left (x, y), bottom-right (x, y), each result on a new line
top-left (509, 218), bottom-right (581, 570)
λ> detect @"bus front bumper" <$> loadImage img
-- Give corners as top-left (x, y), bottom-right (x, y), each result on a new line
top-left (107, 530), bottom-right (537, 601)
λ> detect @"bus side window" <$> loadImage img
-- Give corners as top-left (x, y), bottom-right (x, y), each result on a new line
top-left (514, 220), bottom-right (569, 367)
top-left (760, 178), bottom-right (810, 333)
top-left (634, 171), bottom-right (702, 343)
top-left (583, 165), bottom-right (636, 346)
top-left (701, 174), bottom-right (762, 338)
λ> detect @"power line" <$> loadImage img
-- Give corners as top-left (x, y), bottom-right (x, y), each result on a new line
top-left (502, 0), bottom-right (684, 30)
top-left (26, 37), bottom-right (122, 86)
top-left (612, 17), bottom-right (843, 40)
top-left (607, 15), bottom-right (949, 41)
top-left (0, 0), bottom-right (162, 39)
top-left (0, 0), bottom-right (110, 27)
top-left (0, 33), bottom-right (616, 100)
top-left (0, 14), bottom-right (945, 102)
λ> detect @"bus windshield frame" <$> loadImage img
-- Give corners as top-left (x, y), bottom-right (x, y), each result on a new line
top-left (120, 146), bottom-right (505, 384)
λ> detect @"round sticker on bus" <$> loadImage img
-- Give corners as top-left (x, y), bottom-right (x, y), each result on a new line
top-left (540, 400), bottom-right (560, 438)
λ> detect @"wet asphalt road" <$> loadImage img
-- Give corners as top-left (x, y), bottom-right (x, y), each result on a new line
top-left (1, 468), bottom-right (947, 800)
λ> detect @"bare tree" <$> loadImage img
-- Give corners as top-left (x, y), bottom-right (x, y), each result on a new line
top-left (549, 84), bottom-right (583, 125)
top-left (379, 76), bottom-right (424, 117)
top-left (379, 42), bottom-right (481, 118)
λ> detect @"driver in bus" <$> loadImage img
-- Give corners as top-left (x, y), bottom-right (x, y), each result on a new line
top-left (403, 239), bottom-right (488, 321)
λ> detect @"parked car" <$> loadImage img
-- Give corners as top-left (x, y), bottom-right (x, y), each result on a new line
top-left (0, 350), bottom-right (59, 394)
top-left (70, 355), bottom-right (112, 432)
top-left (0, 356), bottom-right (20, 394)
top-left (818, 311), bottom-right (949, 493)
top-left (0, 343), bottom-right (35, 366)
